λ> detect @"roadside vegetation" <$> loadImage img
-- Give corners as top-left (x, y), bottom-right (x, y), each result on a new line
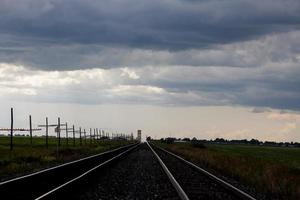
top-left (154, 140), bottom-right (300, 200)
top-left (0, 136), bottom-right (135, 181)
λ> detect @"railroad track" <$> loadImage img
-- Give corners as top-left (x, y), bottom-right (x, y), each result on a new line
top-left (0, 142), bottom-right (256, 200)
top-left (149, 142), bottom-right (256, 200)
top-left (0, 143), bottom-right (139, 200)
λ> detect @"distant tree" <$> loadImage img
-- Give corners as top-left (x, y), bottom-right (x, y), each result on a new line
top-left (250, 139), bottom-right (259, 145)
top-left (264, 141), bottom-right (277, 146)
top-left (182, 138), bottom-right (190, 142)
top-left (165, 137), bottom-right (176, 144)
top-left (215, 138), bottom-right (225, 143)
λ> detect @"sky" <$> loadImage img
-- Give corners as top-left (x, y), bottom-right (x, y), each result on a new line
top-left (0, 0), bottom-right (299, 142)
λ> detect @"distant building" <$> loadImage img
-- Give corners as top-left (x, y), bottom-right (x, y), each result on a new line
top-left (137, 130), bottom-right (142, 142)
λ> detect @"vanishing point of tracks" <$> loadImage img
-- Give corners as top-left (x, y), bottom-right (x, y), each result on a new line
top-left (0, 142), bottom-right (256, 200)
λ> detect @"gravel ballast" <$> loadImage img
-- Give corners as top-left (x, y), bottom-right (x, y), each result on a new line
top-left (73, 143), bottom-right (180, 200)
top-left (152, 145), bottom-right (242, 200)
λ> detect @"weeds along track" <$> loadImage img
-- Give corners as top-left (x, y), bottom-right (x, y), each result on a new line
top-left (0, 143), bottom-right (139, 200)
top-left (150, 142), bottom-right (256, 200)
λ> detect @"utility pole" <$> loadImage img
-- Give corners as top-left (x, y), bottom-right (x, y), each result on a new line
top-left (46, 117), bottom-right (48, 148)
top-left (79, 127), bottom-right (82, 146)
top-left (29, 115), bottom-right (32, 146)
top-left (10, 108), bottom-right (13, 151)
top-left (66, 123), bottom-right (68, 146)
top-left (84, 129), bottom-right (86, 145)
top-left (56, 117), bottom-right (60, 158)
top-left (90, 128), bottom-right (92, 145)
top-left (73, 125), bottom-right (75, 146)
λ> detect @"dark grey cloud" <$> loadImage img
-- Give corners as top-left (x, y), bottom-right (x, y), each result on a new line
top-left (0, 0), bottom-right (300, 69)
top-left (0, 0), bottom-right (300, 111)
top-left (117, 59), bottom-right (300, 110)
top-left (1, 60), bottom-right (300, 110)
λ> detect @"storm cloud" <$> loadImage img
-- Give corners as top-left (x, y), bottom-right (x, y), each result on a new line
top-left (0, 0), bottom-right (300, 69)
top-left (0, 0), bottom-right (300, 111)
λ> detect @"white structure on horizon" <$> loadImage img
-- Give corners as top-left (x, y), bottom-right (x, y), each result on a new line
top-left (137, 130), bottom-right (142, 142)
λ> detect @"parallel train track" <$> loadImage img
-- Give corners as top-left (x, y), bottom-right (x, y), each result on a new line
top-left (148, 142), bottom-right (256, 200)
top-left (0, 142), bottom-right (256, 200)
top-left (0, 143), bottom-right (139, 199)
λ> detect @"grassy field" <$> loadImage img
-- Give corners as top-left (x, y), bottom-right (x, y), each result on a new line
top-left (154, 141), bottom-right (300, 200)
top-left (0, 136), bottom-right (135, 181)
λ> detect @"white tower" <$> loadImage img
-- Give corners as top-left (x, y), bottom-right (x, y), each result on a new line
top-left (137, 130), bottom-right (142, 142)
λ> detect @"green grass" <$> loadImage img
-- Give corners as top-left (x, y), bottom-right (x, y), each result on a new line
top-left (0, 136), bottom-right (135, 181)
top-left (208, 144), bottom-right (300, 169)
top-left (154, 141), bottom-right (300, 200)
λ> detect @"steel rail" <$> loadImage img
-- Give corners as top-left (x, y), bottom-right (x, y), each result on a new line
top-left (0, 142), bottom-right (138, 185)
top-left (146, 142), bottom-right (189, 200)
top-left (151, 143), bottom-right (256, 200)
top-left (35, 143), bottom-right (140, 200)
